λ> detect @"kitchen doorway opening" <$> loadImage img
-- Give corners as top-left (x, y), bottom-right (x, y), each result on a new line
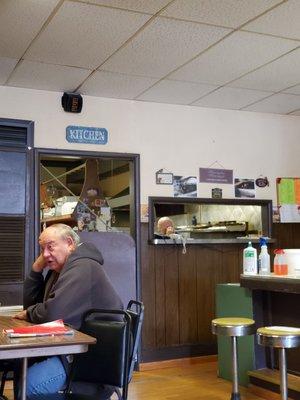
top-left (34, 148), bottom-right (141, 298)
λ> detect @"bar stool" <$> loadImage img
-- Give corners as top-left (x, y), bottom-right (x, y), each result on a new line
top-left (212, 317), bottom-right (256, 400)
top-left (257, 326), bottom-right (300, 400)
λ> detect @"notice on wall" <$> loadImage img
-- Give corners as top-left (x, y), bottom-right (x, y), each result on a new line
top-left (277, 178), bottom-right (300, 204)
top-left (277, 178), bottom-right (300, 222)
top-left (279, 204), bottom-right (300, 223)
top-left (199, 167), bottom-right (233, 184)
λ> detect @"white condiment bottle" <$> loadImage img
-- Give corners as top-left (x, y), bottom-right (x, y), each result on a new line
top-left (243, 241), bottom-right (257, 275)
top-left (258, 238), bottom-right (270, 275)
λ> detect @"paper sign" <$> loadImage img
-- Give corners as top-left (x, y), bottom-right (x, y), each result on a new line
top-left (279, 205), bottom-right (300, 223)
top-left (295, 179), bottom-right (300, 204)
top-left (278, 178), bottom-right (296, 204)
top-left (199, 168), bottom-right (233, 184)
top-left (66, 126), bottom-right (108, 145)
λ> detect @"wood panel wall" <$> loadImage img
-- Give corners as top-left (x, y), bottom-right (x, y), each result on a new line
top-left (140, 223), bottom-right (300, 362)
top-left (140, 224), bottom-right (243, 361)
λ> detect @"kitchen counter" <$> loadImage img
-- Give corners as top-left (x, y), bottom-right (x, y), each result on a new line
top-left (240, 272), bottom-right (300, 395)
top-left (240, 273), bottom-right (300, 294)
top-left (151, 238), bottom-right (275, 245)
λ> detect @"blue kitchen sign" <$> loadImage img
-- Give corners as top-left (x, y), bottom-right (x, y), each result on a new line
top-left (66, 126), bottom-right (108, 145)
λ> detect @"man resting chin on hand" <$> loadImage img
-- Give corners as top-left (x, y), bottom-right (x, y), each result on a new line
top-left (14, 223), bottom-right (123, 399)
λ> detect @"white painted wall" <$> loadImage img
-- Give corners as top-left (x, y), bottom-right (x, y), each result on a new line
top-left (1, 85), bottom-right (300, 204)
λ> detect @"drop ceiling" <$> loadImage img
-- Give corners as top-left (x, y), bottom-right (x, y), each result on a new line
top-left (1, 0), bottom-right (300, 115)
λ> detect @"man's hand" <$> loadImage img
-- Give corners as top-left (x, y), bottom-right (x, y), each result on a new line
top-left (32, 254), bottom-right (47, 272)
top-left (13, 310), bottom-right (28, 320)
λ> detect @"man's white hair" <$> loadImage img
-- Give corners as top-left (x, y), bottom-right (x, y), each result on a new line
top-left (47, 224), bottom-right (80, 245)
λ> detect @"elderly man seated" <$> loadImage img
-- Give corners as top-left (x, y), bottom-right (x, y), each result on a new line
top-left (14, 223), bottom-right (123, 399)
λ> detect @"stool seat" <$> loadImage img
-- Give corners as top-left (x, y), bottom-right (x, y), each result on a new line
top-left (257, 326), bottom-right (300, 348)
top-left (212, 317), bottom-right (255, 337)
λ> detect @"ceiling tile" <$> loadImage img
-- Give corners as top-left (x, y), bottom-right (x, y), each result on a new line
top-left (101, 17), bottom-right (230, 78)
top-left (0, 57), bottom-right (18, 84)
top-left (230, 48), bottom-right (300, 92)
top-left (289, 109), bottom-right (300, 116)
top-left (283, 84), bottom-right (300, 95)
top-left (80, 70), bottom-right (158, 99)
top-left (170, 31), bottom-right (298, 85)
top-left (24, 1), bottom-right (150, 69)
top-left (192, 87), bottom-right (271, 110)
top-left (244, 0), bottom-right (300, 40)
top-left (7, 61), bottom-right (91, 92)
top-left (137, 79), bottom-right (217, 104)
top-left (85, 0), bottom-right (170, 14)
top-left (162, 0), bottom-right (281, 28)
top-left (242, 93), bottom-right (300, 114)
top-left (0, 0), bottom-right (60, 58)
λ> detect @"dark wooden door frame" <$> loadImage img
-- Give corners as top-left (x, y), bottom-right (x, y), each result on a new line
top-left (0, 118), bottom-right (34, 304)
top-left (34, 148), bottom-right (141, 302)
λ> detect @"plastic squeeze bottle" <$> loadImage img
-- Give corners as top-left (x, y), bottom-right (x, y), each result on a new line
top-left (274, 249), bottom-right (288, 275)
top-left (243, 242), bottom-right (257, 275)
top-left (258, 238), bottom-right (270, 275)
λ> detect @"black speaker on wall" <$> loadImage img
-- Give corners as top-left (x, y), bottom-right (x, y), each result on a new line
top-left (61, 92), bottom-right (83, 113)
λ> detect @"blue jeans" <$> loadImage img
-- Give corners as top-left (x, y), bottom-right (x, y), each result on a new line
top-left (26, 356), bottom-right (67, 398)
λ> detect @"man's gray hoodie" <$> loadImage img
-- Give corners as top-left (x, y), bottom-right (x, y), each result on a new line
top-left (24, 242), bottom-right (123, 329)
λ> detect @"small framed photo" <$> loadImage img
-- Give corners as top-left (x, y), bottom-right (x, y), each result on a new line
top-left (212, 188), bottom-right (222, 199)
top-left (156, 172), bottom-right (173, 185)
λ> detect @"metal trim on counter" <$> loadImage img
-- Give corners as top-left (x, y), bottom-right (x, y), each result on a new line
top-left (240, 274), bottom-right (300, 294)
top-left (151, 238), bottom-right (275, 245)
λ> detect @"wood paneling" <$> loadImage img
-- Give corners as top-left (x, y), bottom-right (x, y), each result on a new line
top-left (140, 223), bottom-right (156, 349)
top-left (178, 246), bottom-right (197, 344)
top-left (140, 225), bottom-right (242, 361)
top-left (164, 247), bottom-right (179, 346)
top-left (141, 223), bottom-right (300, 362)
top-left (154, 247), bottom-right (166, 347)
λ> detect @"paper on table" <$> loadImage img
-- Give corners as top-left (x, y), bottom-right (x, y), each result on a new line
top-left (3, 319), bottom-right (74, 338)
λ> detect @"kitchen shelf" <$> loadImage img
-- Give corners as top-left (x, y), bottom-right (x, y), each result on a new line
top-left (40, 214), bottom-right (76, 227)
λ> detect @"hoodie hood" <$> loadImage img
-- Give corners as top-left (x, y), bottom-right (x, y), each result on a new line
top-left (65, 242), bottom-right (104, 270)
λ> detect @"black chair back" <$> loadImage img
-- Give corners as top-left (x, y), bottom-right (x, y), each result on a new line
top-left (126, 300), bottom-right (144, 381)
top-left (69, 309), bottom-right (131, 395)
top-left (68, 301), bottom-right (144, 400)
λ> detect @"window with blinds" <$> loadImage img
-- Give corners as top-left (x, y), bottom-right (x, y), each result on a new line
top-left (0, 217), bottom-right (25, 282)
top-left (0, 120), bottom-right (33, 299)
top-left (0, 125), bottom-right (27, 148)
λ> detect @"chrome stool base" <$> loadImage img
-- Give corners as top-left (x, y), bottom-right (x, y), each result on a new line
top-left (212, 317), bottom-right (255, 400)
top-left (257, 326), bottom-right (300, 400)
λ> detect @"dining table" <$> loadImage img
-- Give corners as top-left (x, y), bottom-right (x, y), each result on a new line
top-left (0, 315), bottom-right (96, 400)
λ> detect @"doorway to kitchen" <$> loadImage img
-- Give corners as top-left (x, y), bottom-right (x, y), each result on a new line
top-left (34, 148), bottom-right (141, 300)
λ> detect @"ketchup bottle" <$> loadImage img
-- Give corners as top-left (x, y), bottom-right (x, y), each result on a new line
top-left (274, 249), bottom-right (288, 275)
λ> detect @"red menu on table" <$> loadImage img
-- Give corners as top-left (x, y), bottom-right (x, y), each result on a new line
top-left (3, 319), bottom-right (74, 338)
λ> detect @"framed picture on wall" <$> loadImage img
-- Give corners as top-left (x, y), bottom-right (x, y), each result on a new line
top-left (156, 171), bottom-right (173, 185)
